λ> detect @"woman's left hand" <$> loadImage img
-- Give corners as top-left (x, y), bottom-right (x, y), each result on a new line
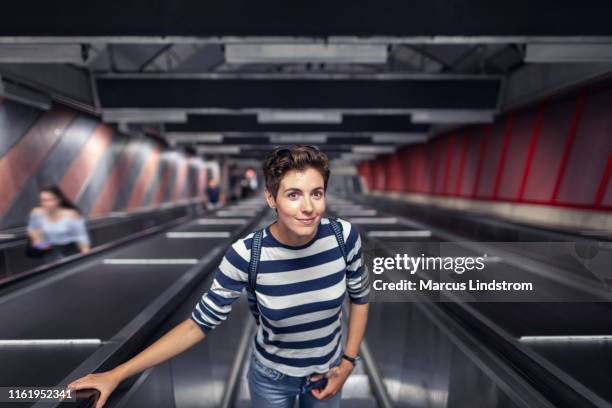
top-left (310, 359), bottom-right (354, 400)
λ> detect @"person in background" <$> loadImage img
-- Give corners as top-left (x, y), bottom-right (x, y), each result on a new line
top-left (205, 177), bottom-right (223, 210)
top-left (27, 185), bottom-right (91, 261)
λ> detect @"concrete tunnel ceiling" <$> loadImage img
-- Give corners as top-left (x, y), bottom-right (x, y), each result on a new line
top-left (2, 1), bottom-right (612, 163)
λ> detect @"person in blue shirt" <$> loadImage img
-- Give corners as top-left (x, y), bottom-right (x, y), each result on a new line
top-left (27, 185), bottom-right (91, 261)
top-left (205, 177), bottom-right (223, 210)
top-left (68, 145), bottom-right (370, 408)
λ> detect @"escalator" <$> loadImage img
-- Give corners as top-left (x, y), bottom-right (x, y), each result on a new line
top-left (0, 198), bottom-right (268, 408)
top-left (329, 194), bottom-right (612, 407)
top-left (104, 208), bottom-right (390, 408)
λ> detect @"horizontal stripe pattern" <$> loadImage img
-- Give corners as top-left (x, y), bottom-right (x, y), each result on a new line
top-left (191, 217), bottom-right (369, 377)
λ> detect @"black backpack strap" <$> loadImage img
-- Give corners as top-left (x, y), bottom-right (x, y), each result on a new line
top-left (248, 229), bottom-right (264, 294)
top-left (329, 218), bottom-right (348, 265)
top-left (246, 229), bottom-right (264, 325)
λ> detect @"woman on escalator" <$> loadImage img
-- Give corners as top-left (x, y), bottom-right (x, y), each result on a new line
top-left (68, 145), bottom-right (370, 408)
top-left (26, 185), bottom-right (91, 261)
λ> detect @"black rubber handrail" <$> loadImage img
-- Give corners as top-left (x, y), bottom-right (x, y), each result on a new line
top-left (0, 200), bottom-right (199, 247)
top-left (0, 203), bottom-right (201, 289)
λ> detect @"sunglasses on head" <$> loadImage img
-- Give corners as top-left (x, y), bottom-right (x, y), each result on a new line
top-left (270, 145), bottom-right (320, 157)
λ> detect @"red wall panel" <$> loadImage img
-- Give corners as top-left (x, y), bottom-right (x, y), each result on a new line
top-left (384, 153), bottom-right (399, 191)
top-left (359, 161), bottom-right (373, 189)
top-left (407, 147), bottom-right (420, 192)
top-left (445, 133), bottom-right (463, 195)
top-left (457, 126), bottom-right (486, 197)
top-left (476, 120), bottom-right (506, 198)
top-left (497, 109), bottom-right (536, 200)
top-left (597, 149), bottom-right (612, 207)
top-left (454, 131), bottom-right (470, 195)
top-left (365, 81), bottom-right (612, 214)
top-left (0, 106), bottom-right (76, 216)
top-left (128, 145), bottom-right (161, 209)
top-left (432, 138), bottom-right (447, 194)
top-left (90, 140), bottom-right (139, 217)
top-left (373, 158), bottom-right (386, 190)
top-left (522, 98), bottom-right (575, 202)
top-left (60, 124), bottom-right (114, 202)
top-left (556, 88), bottom-right (612, 206)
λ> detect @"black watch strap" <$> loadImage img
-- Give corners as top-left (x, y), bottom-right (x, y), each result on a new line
top-left (342, 353), bottom-right (360, 365)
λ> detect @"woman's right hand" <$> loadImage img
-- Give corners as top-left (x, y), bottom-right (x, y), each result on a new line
top-left (67, 370), bottom-right (121, 408)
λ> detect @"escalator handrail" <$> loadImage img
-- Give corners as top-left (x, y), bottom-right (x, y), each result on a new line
top-left (0, 204), bottom-right (201, 289)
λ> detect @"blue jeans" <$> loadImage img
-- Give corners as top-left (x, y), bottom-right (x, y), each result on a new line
top-left (247, 354), bottom-right (343, 408)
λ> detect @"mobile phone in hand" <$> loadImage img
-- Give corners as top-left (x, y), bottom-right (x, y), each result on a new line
top-left (310, 376), bottom-right (328, 390)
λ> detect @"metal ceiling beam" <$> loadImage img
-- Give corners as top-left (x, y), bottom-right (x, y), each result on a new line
top-left (0, 75), bottom-right (52, 110)
top-left (96, 77), bottom-right (502, 110)
top-left (3, 1), bottom-right (612, 38)
top-left (0, 63), bottom-right (95, 111)
top-left (4, 37), bottom-right (612, 45)
top-left (525, 44), bottom-right (612, 63)
top-left (0, 44), bottom-right (85, 64)
top-left (502, 62), bottom-right (612, 110)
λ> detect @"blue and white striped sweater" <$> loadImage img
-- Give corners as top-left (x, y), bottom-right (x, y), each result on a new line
top-left (190, 217), bottom-right (369, 377)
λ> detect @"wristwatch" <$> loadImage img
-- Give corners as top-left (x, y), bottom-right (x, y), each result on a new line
top-left (341, 353), bottom-right (361, 366)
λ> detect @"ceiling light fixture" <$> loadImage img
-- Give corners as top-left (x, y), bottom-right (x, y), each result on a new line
top-left (225, 44), bottom-right (388, 64)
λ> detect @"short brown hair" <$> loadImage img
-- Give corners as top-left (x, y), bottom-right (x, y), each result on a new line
top-left (263, 145), bottom-right (330, 198)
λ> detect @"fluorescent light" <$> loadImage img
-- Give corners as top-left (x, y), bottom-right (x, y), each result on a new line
top-left (216, 210), bottom-right (257, 217)
top-left (0, 234), bottom-right (16, 239)
top-left (352, 145), bottom-right (396, 154)
top-left (270, 134), bottom-right (328, 143)
top-left (198, 218), bottom-right (247, 225)
top-left (0, 44), bottom-right (84, 64)
top-left (367, 230), bottom-right (432, 238)
top-left (520, 335), bottom-right (612, 342)
top-left (411, 110), bottom-right (495, 124)
top-left (102, 109), bottom-right (187, 123)
top-left (340, 153), bottom-right (377, 161)
top-left (372, 133), bottom-right (429, 144)
top-left (166, 133), bottom-right (224, 143)
top-left (166, 232), bottom-right (231, 238)
top-left (526, 43), bottom-right (612, 62)
top-left (347, 217), bottom-right (399, 224)
top-left (197, 145), bottom-right (241, 154)
top-left (336, 209), bottom-right (378, 216)
top-left (0, 339), bottom-right (102, 346)
top-left (258, 111), bottom-right (342, 124)
top-left (0, 77), bottom-right (51, 110)
top-left (331, 204), bottom-right (367, 210)
top-left (225, 44), bottom-right (388, 64)
top-left (103, 259), bottom-right (199, 264)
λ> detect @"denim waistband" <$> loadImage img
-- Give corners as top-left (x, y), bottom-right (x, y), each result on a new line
top-left (250, 353), bottom-right (343, 381)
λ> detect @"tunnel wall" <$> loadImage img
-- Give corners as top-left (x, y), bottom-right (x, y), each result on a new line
top-left (358, 81), bottom-right (612, 231)
top-left (0, 98), bottom-right (208, 230)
